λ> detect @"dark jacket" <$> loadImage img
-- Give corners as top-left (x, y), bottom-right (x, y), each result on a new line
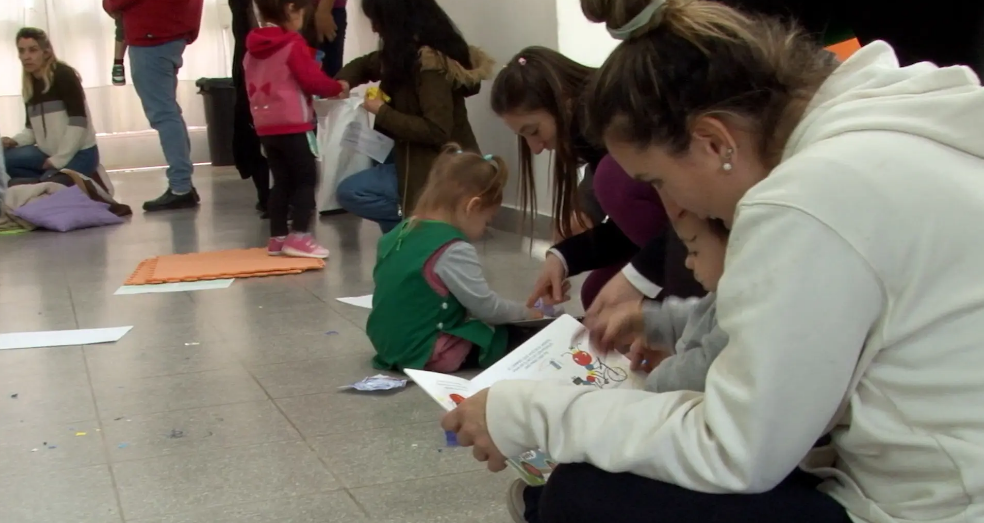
top-left (336, 46), bottom-right (495, 214)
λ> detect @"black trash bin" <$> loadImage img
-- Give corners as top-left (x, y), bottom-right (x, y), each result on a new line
top-left (196, 77), bottom-right (236, 167)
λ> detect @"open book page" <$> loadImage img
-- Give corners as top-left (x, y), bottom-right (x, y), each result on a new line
top-left (471, 315), bottom-right (644, 391)
top-left (405, 315), bottom-right (646, 486)
top-left (403, 369), bottom-right (475, 411)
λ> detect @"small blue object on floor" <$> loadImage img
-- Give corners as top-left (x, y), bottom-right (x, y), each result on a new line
top-left (445, 430), bottom-right (459, 447)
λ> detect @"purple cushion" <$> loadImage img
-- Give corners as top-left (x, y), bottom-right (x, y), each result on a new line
top-left (12, 185), bottom-right (125, 232)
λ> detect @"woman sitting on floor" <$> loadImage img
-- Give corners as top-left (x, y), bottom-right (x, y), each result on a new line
top-left (333, 0), bottom-right (494, 233)
top-left (1, 28), bottom-right (102, 189)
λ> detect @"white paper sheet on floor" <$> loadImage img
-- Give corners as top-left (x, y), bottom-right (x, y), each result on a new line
top-left (336, 294), bottom-right (373, 309)
top-left (314, 97), bottom-right (374, 212)
top-left (0, 326), bottom-right (133, 350)
top-left (114, 279), bottom-right (235, 295)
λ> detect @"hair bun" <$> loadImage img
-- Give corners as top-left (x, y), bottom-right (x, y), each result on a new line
top-left (581, 0), bottom-right (671, 40)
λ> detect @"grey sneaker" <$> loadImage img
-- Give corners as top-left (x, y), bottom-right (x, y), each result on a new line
top-left (506, 479), bottom-right (526, 523)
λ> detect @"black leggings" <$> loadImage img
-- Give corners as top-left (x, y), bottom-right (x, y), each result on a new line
top-left (527, 464), bottom-right (851, 523)
top-left (260, 133), bottom-right (318, 237)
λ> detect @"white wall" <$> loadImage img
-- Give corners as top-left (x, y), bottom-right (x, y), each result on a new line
top-left (557, 0), bottom-right (619, 67)
top-left (434, 0), bottom-right (558, 215)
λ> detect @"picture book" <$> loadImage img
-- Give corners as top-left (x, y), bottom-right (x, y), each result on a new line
top-left (404, 314), bottom-right (646, 486)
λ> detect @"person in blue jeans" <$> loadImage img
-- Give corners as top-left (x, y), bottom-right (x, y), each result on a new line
top-left (2, 28), bottom-right (100, 185)
top-left (336, 155), bottom-right (401, 233)
top-left (104, 0), bottom-right (204, 212)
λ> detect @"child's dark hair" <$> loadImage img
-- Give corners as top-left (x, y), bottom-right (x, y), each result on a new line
top-left (254, 0), bottom-right (312, 26)
top-left (414, 143), bottom-right (509, 214)
top-left (490, 47), bottom-right (596, 238)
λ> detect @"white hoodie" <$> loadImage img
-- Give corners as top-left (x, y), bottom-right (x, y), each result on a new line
top-left (486, 42), bottom-right (984, 523)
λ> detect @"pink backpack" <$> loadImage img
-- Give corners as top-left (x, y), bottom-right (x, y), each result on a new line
top-left (243, 42), bottom-right (313, 130)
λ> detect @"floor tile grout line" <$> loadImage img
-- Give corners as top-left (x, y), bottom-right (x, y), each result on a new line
top-left (116, 488), bottom-right (354, 523)
top-left (242, 360), bottom-right (372, 518)
top-left (78, 322), bottom-right (129, 523)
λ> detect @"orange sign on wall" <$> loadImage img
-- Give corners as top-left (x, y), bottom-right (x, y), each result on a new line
top-left (826, 38), bottom-right (862, 61)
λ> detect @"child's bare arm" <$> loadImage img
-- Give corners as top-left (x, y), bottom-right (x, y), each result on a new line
top-left (433, 242), bottom-right (532, 324)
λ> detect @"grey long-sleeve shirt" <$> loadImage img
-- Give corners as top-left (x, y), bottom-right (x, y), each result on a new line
top-left (432, 241), bottom-right (530, 325)
top-left (641, 293), bottom-right (728, 393)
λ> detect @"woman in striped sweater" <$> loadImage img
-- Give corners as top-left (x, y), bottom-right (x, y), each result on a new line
top-left (1, 28), bottom-right (101, 186)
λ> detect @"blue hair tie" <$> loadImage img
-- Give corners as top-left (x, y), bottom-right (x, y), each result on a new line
top-left (483, 154), bottom-right (494, 161)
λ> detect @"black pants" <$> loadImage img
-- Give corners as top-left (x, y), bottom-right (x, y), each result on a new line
top-left (260, 133), bottom-right (318, 237)
top-left (318, 8), bottom-right (348, 77)
top-left (526, 464), bottom-right (850, 523)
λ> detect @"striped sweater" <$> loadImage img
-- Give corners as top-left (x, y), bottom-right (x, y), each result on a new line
top-left (11, 62), bottom-right (98, 170)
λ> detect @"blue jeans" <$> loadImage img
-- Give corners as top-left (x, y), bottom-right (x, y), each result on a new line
top-left (336, 162), bottom-right (402, 233)
top-left (129, 39), bottom-right (193, 193)
top-left (4, 145), bottom-right (100, 179)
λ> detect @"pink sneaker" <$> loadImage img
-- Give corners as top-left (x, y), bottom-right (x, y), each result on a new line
top-left (267, 236), bottom-right (285, 256)
top-left (283, 233), bottom-right (330, 259)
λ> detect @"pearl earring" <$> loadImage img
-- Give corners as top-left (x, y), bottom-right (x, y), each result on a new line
top-left (722, 148), bottom-right (734, 172)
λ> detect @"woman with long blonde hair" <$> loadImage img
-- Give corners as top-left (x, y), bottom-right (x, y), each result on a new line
top-left (445, 0), bottom-right (984, 522)
top-left (1, 28), bottom-right (100, 186)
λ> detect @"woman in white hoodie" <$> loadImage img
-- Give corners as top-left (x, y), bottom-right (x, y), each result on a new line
top-left (442, 1), bottom-right (984, 523)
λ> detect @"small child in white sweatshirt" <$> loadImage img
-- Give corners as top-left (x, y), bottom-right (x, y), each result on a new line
top-left (611, 214), bottom-right (730, 393)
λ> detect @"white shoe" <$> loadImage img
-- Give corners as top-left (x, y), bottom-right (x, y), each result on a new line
top-left (506, 479), bottom-right (526, 523)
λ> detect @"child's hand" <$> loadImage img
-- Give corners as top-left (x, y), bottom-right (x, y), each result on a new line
top-left (584, 300), bottom-right (645, 355)
top-left (627, 340), bottom-right (671, 373)
top-left (363, 93), bottom-right (384, 114)
top-left (526, 308), bottom-right (544, 320)
top-left (337, 81), bottom-right (350, 99)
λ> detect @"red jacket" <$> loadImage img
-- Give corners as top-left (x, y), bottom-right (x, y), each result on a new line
top-left (103, 0), bottom-right (204, 46)
top-left (244, 27), bottom-right (344, 136)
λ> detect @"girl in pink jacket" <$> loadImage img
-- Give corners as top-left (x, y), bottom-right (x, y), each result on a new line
top-left (245, 0), bottom-right (345, 258)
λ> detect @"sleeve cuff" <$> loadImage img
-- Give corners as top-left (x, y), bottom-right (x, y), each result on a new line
top-left (546, 248), bottom-right (569, 277)
top-left (372, 104), bottom-right (394, 129)
top-left (486, 380), bottom-right (541, 459)
top-left (622, 263), bottom-right (662, 298)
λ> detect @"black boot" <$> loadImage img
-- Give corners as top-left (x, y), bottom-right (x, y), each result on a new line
top-left (143, 188), bottom-right (200, 212)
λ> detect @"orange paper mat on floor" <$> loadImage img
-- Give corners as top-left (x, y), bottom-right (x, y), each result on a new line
top-left (125, 248), bottom-right (325, 285)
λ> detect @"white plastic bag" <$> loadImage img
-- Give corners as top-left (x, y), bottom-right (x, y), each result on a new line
top-left (341, 118), bottom-right (394, 164)
top-left (314, 97), bottom-right (373, 212)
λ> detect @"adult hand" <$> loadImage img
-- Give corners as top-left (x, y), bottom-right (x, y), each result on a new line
top-left (315, 2), bottom-right (338, 42)
top-left (363, 93), bottom-right (384, 114)
top-left (526, 308), bottom-right (545, 320)
top-left (584, 271), bottom-right (644, 324)
top-left (526, 253), bottom-right (570, 307)
top-left (441, 389), bottom-right (508, 472)
top-left (584, 299), bottom-right (645, 355)
top-left (42, 159), bottom-right (54, 170)
top-left (1, 137), bottom-right (17, 149)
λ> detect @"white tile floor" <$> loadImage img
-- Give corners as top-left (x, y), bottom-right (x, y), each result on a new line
top-left (0, 164), bottom-right (581, 522)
